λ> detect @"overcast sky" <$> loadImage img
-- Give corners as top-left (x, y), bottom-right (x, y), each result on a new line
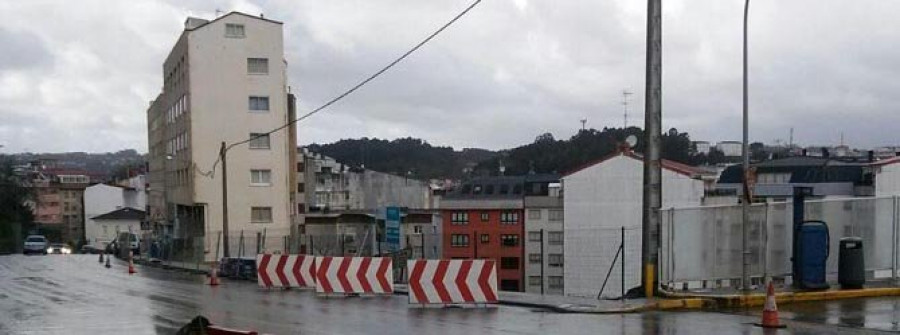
top-left (1, 0), bottom-right (898, 154)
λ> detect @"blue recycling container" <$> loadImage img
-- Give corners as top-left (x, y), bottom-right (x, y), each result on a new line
top-left (795, 220), bottom-right (830, 290)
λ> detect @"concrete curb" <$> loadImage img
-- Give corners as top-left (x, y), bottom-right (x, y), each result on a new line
top-left (392, 287), bottom-right (651, 314)
top-left (661, 287), bottom-right (900, 309)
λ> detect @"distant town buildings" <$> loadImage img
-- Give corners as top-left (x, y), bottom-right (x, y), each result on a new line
top-left (716, 141), bottom-right (743, 157)
top-left (692, 141), bottom-right (711, 155)
top-left (294, 148), bottom-right (439, 257)
top-left (83, 175), bottom-right (147, 249)
top-left (146, 12), bottom-right (296, 260)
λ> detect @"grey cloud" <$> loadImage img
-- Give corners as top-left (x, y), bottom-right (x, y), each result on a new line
top-left (2, 0), bottom-right (900, 154)
top-left (0, 27), bottom-right (51, 71)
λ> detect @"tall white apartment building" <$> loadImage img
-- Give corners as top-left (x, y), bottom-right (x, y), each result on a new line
top-left (147, 12), bottom-right (297, 260)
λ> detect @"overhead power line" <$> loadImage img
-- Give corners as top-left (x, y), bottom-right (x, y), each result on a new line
top-left (197, 0), bottom-right (483, 178)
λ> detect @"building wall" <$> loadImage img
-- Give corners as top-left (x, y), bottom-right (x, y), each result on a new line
top-left (84, 183), bottom-right (147, 248)
top-left (93, 219), bottom-right (142, 245)
top-left (441, 208), bottom-right (525, 292)
top-left (875, 163), bottom-right (900, 196)
top-left (189, 14), bottom-right (292, 240)
top-left (523, 195), bottom-right (564, 295)
top-left (562, 154), bottom-right (704, 298)
top-left (147, 14), bottom-right (293, 260)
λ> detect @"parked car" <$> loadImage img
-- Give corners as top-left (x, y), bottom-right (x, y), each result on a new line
top-left (117, 232), bottom-right (140, 255)
top-left (47, 243), bottom-right (72, 255)
top-left (23, 235), bottom-right (49, 255)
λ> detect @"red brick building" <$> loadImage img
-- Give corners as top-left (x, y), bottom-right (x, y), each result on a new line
top-left (441, 176), bottom-right (526, 292)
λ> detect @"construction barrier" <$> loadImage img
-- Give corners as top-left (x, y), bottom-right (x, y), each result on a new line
top-left (256, 254), bottom-right (316, 289)
top-left (408, 259), bottom-right (498, 305)
top-left (315, 256), bottom-right (393, 295)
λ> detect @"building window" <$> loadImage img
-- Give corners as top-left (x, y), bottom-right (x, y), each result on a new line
top-left (499, 184), bottom-right (509, 195)
top-left (500, 234), bottom-right (519, 247)
top-left (548, 231), bottom-right (564, 245)
top-left (500, 279), bottom-right (519, 291)
top-left (528, 253), bottom-right (542, 263)
top-left (251, 207), bottom-right (273, 223)
top-left (529, 276), bottom-right (542, 286)
top-left (528, 209), bottom-right (541, 220)
top-left (480, 234), bottom-right (489, 244)
top-left (500, 257), bottom-right (519, 270)
top-left (500, 211), bottom-right (519, 224)
top-left (225, 23), bottom-right (245, 38)
top-left (528, 231), bottom-right (542, 242)
top-left (297, 183), bottom-right (305, 193)
top-left (249, 96), bottom-right (270, 111)
top-left (451, 234), bottom-right (469, 247)
top-left (549, 210), bottom-right (564, 221)
top-left (548, 276), bottom-right (563, 290)
top-left (250, 169), bottom-right (271, 186)
top-left (480, 211), bottom-right (489, 222)
top-left (248, 133), bottom-right (270, 149)
top-left (451, 212), bottom-right (468, 225)
top-left (414, 225), bottom-right (422, 234)
top-left (247, 58), bottom-right (269, 74)
top-left (485, 184), bottom-right (495, 195)
top-left (548, 254), bottom-right (563, 268)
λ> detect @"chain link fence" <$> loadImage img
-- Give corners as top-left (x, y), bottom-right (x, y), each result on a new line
top-left (661, 196), bottom-right (900, 289)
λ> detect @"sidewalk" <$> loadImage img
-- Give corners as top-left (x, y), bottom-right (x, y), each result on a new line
top-left (133, 255), bottom-right (210, 275)
top-left (392, 284), bottom-right (673, 313)
top-left (662, 279), bottom-right (900, 309)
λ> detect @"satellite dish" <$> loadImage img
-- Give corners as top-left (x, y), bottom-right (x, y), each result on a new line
top-left (625, 135), bottom-right (638, 148)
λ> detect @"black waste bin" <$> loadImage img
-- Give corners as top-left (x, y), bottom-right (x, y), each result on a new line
top-left (838, 237), bottom-right (865, 289)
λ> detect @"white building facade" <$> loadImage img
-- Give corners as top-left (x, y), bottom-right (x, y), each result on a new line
top-left (562, 151), bottom-right (704, 298)
top-left (147, 12), bottom-right (295, 260)
top-left (84, 178), bottom-right (147, 249)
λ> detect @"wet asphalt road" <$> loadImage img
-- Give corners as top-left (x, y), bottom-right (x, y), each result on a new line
top-left (0, 254), bottom-right (894, 334)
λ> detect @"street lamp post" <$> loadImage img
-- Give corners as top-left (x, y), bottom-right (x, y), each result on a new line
top-left (741, 0), bottom-right (752, 292)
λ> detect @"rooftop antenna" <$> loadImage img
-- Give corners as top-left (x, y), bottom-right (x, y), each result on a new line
top-left (580, 119), bottom-right (587, 131)
top-left (622, 90), bottom-right (633, 128)
top-left (840, 132), bottom-right (844, 146)
top-left (789, 127), bottom-right (794, 148)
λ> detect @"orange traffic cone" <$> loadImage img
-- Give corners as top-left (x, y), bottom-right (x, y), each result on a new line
top-left (128, 250), bottom-right (137, 274)
top-left (208, 261), bottom-right (220, 286)
top-left (755, 281), bottom-right (786, 328)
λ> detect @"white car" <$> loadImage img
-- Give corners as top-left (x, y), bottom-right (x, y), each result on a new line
top-left (23, 235), bottom-right (48, 255)
top-left (47, 243), bottom-right (72, 255)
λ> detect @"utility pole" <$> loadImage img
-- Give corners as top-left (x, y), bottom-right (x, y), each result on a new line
top-left (622, 90), bottom-right (633, 128)
top-left (580, 119), bottom-right (587, 132)
top-left (641, 0), bottom-right (663, 299)
top-left (220, 142), bottom-right (230, 258)
top-left (540, 229), bottom-right (545, 295)
top-left (741, 0), bottom-right (752, 292)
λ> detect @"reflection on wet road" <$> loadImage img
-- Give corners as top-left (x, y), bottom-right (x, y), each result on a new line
top-left (0, 255), bottom-right (887, 334)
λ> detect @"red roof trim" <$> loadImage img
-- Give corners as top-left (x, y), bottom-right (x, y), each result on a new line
top-left (562, 149), bottom-right (701, 178)
top-left (870, 156), bottom-right (900, 167)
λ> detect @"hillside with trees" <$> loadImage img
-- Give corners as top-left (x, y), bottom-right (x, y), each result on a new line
top-left (307, 127), bottom-right (737, 180)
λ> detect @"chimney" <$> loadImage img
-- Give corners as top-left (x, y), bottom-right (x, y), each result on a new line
top-left (184, 17), bottom-right (209, 30)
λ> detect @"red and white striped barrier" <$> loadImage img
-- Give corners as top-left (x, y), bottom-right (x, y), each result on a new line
top-left (315, 256), bottom-right (393, 295)
top-left (256, 254), bottom-right (316, 289)
top-left (408, 259), bottom-right (498, 305)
